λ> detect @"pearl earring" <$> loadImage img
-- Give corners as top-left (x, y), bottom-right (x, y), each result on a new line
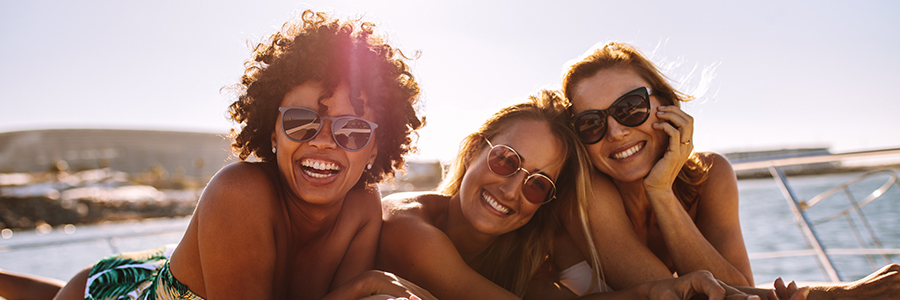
top-left (367, 163), bottom-right (372, 170)
top-left (272, 147), bottom-right (276, 154)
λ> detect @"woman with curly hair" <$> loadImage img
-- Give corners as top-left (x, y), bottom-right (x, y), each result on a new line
top-left (0, 10), bottom-right (432, 300)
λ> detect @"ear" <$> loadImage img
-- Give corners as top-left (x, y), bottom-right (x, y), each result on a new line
top-left (271, 130), bottom-right (277, 150)
top-left (367, 143), bottom-right (378, 166)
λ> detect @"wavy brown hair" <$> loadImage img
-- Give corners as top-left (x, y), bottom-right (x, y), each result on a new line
top-left (438, 90), bottom-right (594, 297)
top-left (227, 10), bottom-right (423, 186)
top-left (562, 41), bottom-right (711, 212)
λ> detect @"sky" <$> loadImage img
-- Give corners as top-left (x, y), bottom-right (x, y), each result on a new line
top-left (1, 0), bottom-right (898, 163)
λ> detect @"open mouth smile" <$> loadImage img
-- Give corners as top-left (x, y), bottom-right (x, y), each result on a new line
top-left (611, 142), bottom-right (644, 160)
top-left (482, 190), bottom-right (512, 215)
top-left (300, 159), bottom-right (341, 178)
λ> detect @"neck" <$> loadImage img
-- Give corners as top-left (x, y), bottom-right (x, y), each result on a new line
top-left (441, 194), bottom-right (499, 263)
top-left (283, 190), bottom-right (345, 245)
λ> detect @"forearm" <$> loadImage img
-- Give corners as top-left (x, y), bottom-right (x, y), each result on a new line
top-left (646, 190), bottom-right (751, 286)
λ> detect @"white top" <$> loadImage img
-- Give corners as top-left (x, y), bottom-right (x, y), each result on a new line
top-left (558, 260), bottom-right (609, 296)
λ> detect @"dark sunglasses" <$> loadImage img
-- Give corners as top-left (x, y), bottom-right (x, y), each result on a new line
top-left (278, 107), bottom-right (379, 152)
top-left (571, 86), bottom-right (652, 144)
top-left (484, 138), bottom-right (557, 204)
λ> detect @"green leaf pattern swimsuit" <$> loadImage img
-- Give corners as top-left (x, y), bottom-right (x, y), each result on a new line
top-left (84, 245), bottom-right (204, 300)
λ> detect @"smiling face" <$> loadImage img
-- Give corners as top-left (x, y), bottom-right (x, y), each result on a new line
top-left (457, 119), bottom-right (563, 236)
top-left (570, 66), bottom-right (668, 183)
top-left (272, 81), bottom-right (378, 205)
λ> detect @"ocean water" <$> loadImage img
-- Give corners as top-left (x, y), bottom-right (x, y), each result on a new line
top-left (1, 169), bottom-right (898, 287)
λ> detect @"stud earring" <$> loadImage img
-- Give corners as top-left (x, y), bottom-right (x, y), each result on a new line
top-left (272, 147), bottom-right (276, 154)
top-left (367, 163), bottom-right (372, 170)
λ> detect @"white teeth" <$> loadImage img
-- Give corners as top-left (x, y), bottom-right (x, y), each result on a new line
top-left (482, 190), bottom-right (510, 215)
top-left (302, 159), bottom-right (340, 171)
top-left (613, 143), bottom-right (643, 159)
top-left (301, 159), bottom-right (340, 178)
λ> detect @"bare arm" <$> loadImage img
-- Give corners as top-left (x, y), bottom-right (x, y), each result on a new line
top-left (644, 153), bottom-right (752, 286)
top-left (642, 104), bottom-right (753, 286)
top-left (195, 163), bottom-right (279, 299)
top-left (569, 175), bottom-right (675, 289)
top-left (330, 187), bottom-right (384, 291)
top-left (378, 201), bottom-right (519, 300)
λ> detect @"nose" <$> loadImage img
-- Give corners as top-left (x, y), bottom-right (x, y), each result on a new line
top-left (497, 170), bottom-right (525, 201)
top-left (308, 120), bottom-right (337, 150)
top-left (605, 115), bottom-right (630, 141)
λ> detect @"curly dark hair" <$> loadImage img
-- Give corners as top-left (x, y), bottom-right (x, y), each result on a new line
top-left (227, 10), bottom-right (424, 185)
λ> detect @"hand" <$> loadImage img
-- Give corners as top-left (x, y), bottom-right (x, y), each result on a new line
top-left (644, 105), bottom-right (694, 194)
top-left (823, 263), bottom-right (900, 300)
top-left (642, 270), bottom-right (759, 300)
top-left (325, 270), bottom-right (436, 300)
top-left (359, 295), bottom-right (421, 300)
top-left (771, 277), bottom-right (810, 300)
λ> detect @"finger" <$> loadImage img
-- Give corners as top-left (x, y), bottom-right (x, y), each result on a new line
top-left (787, 281), bottom-right (798, 295)
top-left (656, 105), bottom-right (694, 134)
top-left (773, 278), bottom-right (788, 299)
top-left (656, 106), bottom-right (693, 131)
top-left (691, 272), bottom-right (726, 300)
top-left (652, 122), bottom-right (682, 148)
top-left (789, 287), bottom-right (809, 300)
top-left (766, 289), bottom-right (778, 300)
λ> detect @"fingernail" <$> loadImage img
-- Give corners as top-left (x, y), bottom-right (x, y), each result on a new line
top-left (411, 296), bottom-right (421, 300)
top-left (748, 296), bottom-right (760, 300)
top-left (658, 105), bottom-right (666, 109)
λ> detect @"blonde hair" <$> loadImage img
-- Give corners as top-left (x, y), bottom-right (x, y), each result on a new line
top-left (438, 90), bottom-right (595, 296)
top-left (562, 41), bottom-right (713, 286)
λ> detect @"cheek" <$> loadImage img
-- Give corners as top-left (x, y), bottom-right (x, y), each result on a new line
top-left (516, 205), bottom-right (541, 226)
top-left (585, 143), bottom-right (611, 168)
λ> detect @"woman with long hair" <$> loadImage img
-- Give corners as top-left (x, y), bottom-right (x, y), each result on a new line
top-left (560, 41), bottom-right (898, 299)
top-left (376, 90), bottom-right (770, 300)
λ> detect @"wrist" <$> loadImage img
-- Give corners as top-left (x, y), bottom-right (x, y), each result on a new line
top-left (644, 188), bottom-right (677, 203)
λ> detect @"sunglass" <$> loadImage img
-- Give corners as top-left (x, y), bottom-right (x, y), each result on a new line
top-left (571, 86), bottom-right (651, 144)
top-left (278, 107), bottom-right (379, 152)
top-left (484, 138), bottom-right (557, 204)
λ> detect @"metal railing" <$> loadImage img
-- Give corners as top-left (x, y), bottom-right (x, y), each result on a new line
top-left (732, 148), bottom-right (900, 282)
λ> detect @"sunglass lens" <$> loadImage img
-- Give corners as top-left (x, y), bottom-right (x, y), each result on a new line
top-left (573, 113), bottom-right (607, 144)
top-left (488, 146), bottom-right (520, 176)
top-left (283, 109), bottom-right (320, 141)
top-left (332, 118), bottom-right (374, 151)
top-left (614, 95), bottom-right (650, 126)
top-left (523, 175), bottom-right (554, 204)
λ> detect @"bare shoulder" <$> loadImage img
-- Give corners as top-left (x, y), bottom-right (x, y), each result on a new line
top-left (698, 152), bottom-right (735, 175)
top-left (196, 162), bottom-right (281, 221)
top-left (381, 191), bottom-right (448, 221)
top-left (339, 186), bottom-right (384, 224)
top-left (588, 172), bottom-right (625, 206)
top-left (380, 192), bottom-right (450, 242)
top-left (695, 152), bottom-right (738, 196)
top-left (377, 193), bottom-right (458, 272)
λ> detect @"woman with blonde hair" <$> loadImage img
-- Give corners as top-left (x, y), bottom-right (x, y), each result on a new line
top-left (561, 41), bottom-right (898, 299)
top-left (377, 90), bottom-right (769, 300)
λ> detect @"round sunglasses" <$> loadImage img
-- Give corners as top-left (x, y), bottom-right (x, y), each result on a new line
top-left (484, 138), bottom-right (557, 204)
top-left (278, 107), bottom-right (379, 152)
top-left (570, 86), bottom-right (652, 144)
